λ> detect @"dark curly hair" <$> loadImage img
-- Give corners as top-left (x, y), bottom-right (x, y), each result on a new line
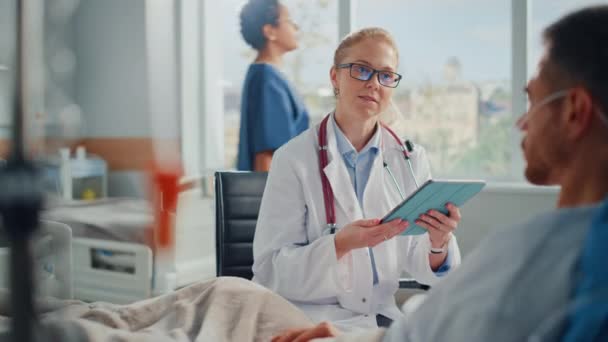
top-left (239, 0), bottom-right (281, 51)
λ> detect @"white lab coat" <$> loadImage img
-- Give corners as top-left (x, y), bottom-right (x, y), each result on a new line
top-left (252, 115), bottom-right (461, 331)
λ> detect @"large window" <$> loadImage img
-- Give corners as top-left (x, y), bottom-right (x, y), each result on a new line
top-left (214, 0), bottom-right (601, 180)
top-left (356, 0), bottom-right (513, 180)
top-left (221, 0), bottom-right (338, 169)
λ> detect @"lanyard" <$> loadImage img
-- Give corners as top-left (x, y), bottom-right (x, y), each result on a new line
top-left (318, 113), bottom-right (411, 233)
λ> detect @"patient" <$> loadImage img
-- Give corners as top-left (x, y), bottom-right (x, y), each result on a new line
top-left (272, 4), bottom-right (608, 342)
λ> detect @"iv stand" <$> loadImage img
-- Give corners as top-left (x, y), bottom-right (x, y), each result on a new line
top-left (0, 0), bottom-right (44, 341)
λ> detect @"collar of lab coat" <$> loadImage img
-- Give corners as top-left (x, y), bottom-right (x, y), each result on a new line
top-left (320, 112), bottom-right (397, 221)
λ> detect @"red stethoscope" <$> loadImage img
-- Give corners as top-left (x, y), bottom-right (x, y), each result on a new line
top-left (318, 113), bottom-right (418, 234)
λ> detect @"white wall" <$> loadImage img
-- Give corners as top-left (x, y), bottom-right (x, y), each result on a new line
top-left (74, 0), bottom-right (149, 138)
top-left (73, 0), bottom-right (149, 197)
top-left (454, 185), bottom-right (558, 257)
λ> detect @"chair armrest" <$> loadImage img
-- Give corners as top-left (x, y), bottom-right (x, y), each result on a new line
top-left (399, 277), bottom-right (430, 291)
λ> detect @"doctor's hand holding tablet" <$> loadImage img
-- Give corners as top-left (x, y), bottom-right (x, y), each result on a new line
top-left (380, 178), bottom-right (486, 251)
top-left (416, 203), bottom-right (462, 252)
top-left (334, 201), bottom-right (464, 259)
top-left (334, 218), bottom-right (409, 259)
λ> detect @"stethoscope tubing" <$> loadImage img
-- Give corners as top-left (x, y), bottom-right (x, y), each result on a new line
top-left (318, 113), bottom-right (417, 232)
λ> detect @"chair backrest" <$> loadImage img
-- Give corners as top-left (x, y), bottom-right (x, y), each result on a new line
top-left (215, 171), bottom-right (268, 280)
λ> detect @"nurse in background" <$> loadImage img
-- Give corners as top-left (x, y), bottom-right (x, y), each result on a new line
top-left (237, 0), bottom-right (310, 171)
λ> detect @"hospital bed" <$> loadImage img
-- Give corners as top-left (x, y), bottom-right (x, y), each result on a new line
top-left (0, 220), bottom-right (73, 300)
top-left (42, 187), bottom-right (216, 304)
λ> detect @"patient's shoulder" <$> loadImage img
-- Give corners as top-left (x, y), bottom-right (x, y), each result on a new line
top-left (487, 205), bottom-right (597, 248)
top-left (464, 206), bottom-right (597, 280)
top-left (431, 205), bottom-right (598, 302)
top-left (408, 206), bottom-right (600, 342)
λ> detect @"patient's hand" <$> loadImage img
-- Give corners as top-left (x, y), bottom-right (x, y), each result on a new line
top-left (271, 322), bottom-right (340, 342)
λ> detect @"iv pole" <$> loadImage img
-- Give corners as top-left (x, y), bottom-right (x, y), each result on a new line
top-left (0, 0), bottom-right (44, 340)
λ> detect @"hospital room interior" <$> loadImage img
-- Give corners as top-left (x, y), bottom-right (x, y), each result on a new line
top-left (0, 0), bottom-right (607, 341)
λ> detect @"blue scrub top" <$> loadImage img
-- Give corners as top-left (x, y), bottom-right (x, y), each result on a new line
top-left (237, 63), bottom-right (310, 171)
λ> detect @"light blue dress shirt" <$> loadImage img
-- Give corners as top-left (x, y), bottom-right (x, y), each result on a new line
top-left (331, 117), bottom-right (450, 284)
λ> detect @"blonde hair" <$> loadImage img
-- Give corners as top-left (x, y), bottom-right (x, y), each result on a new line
top-left (333, 28), bottom-right (407, 134)
top-left (333, 27), bottom-right (400, 66)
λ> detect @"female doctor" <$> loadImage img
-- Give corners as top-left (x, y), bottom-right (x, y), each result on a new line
top-left (252, 27), bottom-right (462, 331)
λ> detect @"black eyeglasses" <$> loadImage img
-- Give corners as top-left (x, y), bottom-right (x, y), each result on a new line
top-left (337, 63), bottom-right (402, 88)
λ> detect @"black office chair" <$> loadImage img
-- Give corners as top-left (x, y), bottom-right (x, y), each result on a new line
top-left (214, 170), bottom-right (428, 289)
top-left (215, 171), bottom-right (268, 280)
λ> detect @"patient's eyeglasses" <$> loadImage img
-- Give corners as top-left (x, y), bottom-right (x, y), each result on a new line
top-left (336, 63), bottom-right (402, 88)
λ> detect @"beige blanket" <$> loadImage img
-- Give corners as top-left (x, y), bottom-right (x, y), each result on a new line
top-left (3, 277), bottom-right (311, 341)
top-left (2, 277), bottom-right (388, 341)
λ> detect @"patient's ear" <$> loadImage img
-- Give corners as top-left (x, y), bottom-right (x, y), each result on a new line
top-left (565, 87), bottom-right (594, 141)
top-left (262, 24), bottom-right (277, 42)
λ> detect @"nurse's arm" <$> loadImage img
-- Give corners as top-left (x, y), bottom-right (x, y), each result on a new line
top-left (254, 151), bottom-right (273, 171)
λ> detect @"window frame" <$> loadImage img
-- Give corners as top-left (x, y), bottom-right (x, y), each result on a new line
top-left (177, 0), bottom-right (224, 179)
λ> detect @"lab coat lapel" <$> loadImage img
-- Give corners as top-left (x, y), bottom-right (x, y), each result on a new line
top-left (363, 129), bottom-right (401, 285)
top-left (322, 117), bottom-right (362, 221)
top-left (363, 131), bottom-right (394, 219)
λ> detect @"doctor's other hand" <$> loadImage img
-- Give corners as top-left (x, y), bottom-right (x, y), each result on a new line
top-left (415, 202), bottom-right (461, 248)
top-left (334, 218), bottom-right (409, 259)
top-left (271, 322), bottom-right (340, 342)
